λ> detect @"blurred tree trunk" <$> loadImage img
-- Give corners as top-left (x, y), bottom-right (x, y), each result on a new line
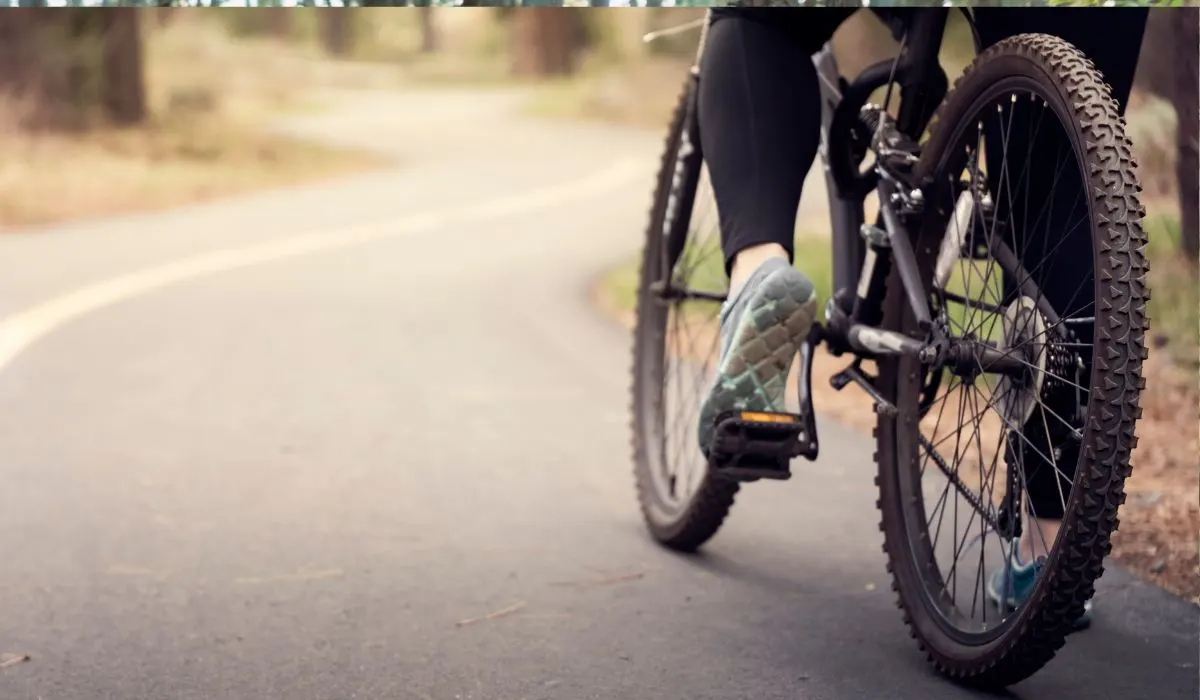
top-left (267, 8), bottom-right (291, 39)
top-left (0, 8), bottom-right (145, 130)
top-left (1173, 10), bottom-right (1198, 265)
top-left (0, 9), bottom-right (96, 130)
top-left (319, 9), bottom-right (353, 57)
top-left (511, 8), bottom-right (585, 77)
top-left (418, 6), bottom-right (438, 53)
top-left (100, 8), bottom-right (146, 126)
top-left (0, 9), bottom-right (44, 111)
top-left (1140, 9), bottom-right (1198, 265)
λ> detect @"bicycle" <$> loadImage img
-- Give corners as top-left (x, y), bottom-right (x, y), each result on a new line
top-left (630, 7), bottom-right (1148, 689)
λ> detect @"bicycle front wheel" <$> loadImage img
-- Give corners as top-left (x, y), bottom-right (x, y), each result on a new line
top-left (630, 78), bottom-right (740, 551)
top-left (875, 34), bottom-right (1148, 687)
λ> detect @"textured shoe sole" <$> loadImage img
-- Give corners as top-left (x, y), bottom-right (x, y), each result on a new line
top-left (698, 269), bottom-right (817, 452)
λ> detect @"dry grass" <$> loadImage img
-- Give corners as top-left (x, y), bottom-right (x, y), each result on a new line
top-left (524, 55), bottom-right (689, 129)
top-left (1111, 352), bottom-right (1199, 602)
top-left (0, 14), bottom-right (397, 231)
top-left (0, 106), bottom-right (381, 230)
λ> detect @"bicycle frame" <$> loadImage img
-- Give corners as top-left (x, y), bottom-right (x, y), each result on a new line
top-left (810, 9), bottom-right (1027, 379)
top-left (815, 9), bottom-right (949, 333)
top-left (652, 8), bottom-right (1025, 416)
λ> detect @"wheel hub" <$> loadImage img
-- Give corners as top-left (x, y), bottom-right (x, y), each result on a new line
top-left (996, 297), bottom-right (1047, 426)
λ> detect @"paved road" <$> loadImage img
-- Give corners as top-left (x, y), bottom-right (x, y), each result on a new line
top-left (0, 90), bottom-right (1195, 700)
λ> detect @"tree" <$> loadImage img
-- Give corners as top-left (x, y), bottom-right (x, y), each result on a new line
top-left (511, 8), bottom-right (586, 77)
top-left (319, 9), bottom-right (353, 56)
top-left (418, 6), bottom-right (438, 53)
top-left (266, 8), bottom-right (292, 39)
top-left (100, 8), bottom-right (146, 126)
top-left (0, 8), bottom-right (145, 130)
top-left (1171, 10), bottom-right (1198, 265)
top-left (1139, 8), bottom-right (1199, 266)
top-left (0, 9), bottom-right (44, 123)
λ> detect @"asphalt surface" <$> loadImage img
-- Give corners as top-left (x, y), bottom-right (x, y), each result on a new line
top-left (1, 89), bottom-right (1195, 700)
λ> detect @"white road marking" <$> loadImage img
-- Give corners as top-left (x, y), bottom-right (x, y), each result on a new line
top-left (0, 158), bottom-right (649, 374)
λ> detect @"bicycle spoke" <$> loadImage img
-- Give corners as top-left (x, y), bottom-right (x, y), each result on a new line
top-left (922, 374), bottom-right (962, 480)
top-left (966, 385), bottom-right (996, 622)
top-left (987, 403), bottom-right (1077, 487)
top-left (915, 91), bottom-right (1098, 632)
top-left (1038, 398), bottom-right (1071, 517)
top-left (944, 379), bottom-right (978, 604)
top-left (926, 383), bottom-right (969, 550)
top-left (945, 383), bottom-right (997, 595)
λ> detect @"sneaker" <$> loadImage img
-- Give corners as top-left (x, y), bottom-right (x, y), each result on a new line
top-left (697, 257), bottom-right (818, 454)
top-left (987, 554), bottom-right (1094, 631)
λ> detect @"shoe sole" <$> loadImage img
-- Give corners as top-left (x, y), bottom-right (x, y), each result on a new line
top-left (698, 269), bottom-right (817, 451)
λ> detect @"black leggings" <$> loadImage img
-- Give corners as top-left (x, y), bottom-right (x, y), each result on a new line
top-left (700, 8), bottom-right (1149, 521)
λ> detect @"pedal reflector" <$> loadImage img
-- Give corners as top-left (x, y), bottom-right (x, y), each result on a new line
top-left (738, 411), bottom-right (798, 425)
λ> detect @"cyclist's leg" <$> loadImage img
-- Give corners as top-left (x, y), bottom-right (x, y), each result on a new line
top-left (703, 9), bottom-right (854, 283)
top-left (973, 8), bottom-right (1148, 620)
top-left (695, 9), bottom-right (853, 450)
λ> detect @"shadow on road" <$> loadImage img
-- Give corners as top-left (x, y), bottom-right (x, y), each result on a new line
top-left (660, 543), bottom-right (1197, 700)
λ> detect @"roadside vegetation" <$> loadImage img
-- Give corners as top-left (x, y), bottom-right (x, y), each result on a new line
top-left (0, 9), bottom-right (409, 229)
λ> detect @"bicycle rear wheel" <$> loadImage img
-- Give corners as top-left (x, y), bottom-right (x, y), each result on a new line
top-left (630, 79), bottom-right (740, 551)
top-left (875, 34), bottom-right (1148, 687)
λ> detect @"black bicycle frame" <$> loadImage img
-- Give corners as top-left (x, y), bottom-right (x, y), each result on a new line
top-left (817, 8), bottom-right (949, 317)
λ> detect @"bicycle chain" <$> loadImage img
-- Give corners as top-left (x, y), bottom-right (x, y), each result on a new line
top-left (918, 434), bottom-right (1004, 535)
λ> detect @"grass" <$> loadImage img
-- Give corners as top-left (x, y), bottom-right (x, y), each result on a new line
top-left (1144, 214), bottom-right (1199, 369)
top-left (0, 14), bottom-right (393, 231)
top-left (0, 119), bottom-right (380, 230)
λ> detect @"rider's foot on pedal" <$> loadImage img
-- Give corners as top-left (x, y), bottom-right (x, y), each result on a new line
top-left (986, 555), bottom-right (1094, 632)
top-left (697, 257), bottom-right (818, 454)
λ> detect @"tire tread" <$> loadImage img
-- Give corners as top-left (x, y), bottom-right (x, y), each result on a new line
top-left (875, 33), bottom-right (1148, 688)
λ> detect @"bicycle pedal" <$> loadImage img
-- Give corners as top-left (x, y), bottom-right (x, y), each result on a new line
top-left (706, 410), bottom-right (809, 483)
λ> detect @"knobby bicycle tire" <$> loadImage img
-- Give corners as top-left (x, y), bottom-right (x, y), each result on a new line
top-left (631, 80), bottom-right (741, 552)
top-left (874, 33), bottom-right (1148, 688)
